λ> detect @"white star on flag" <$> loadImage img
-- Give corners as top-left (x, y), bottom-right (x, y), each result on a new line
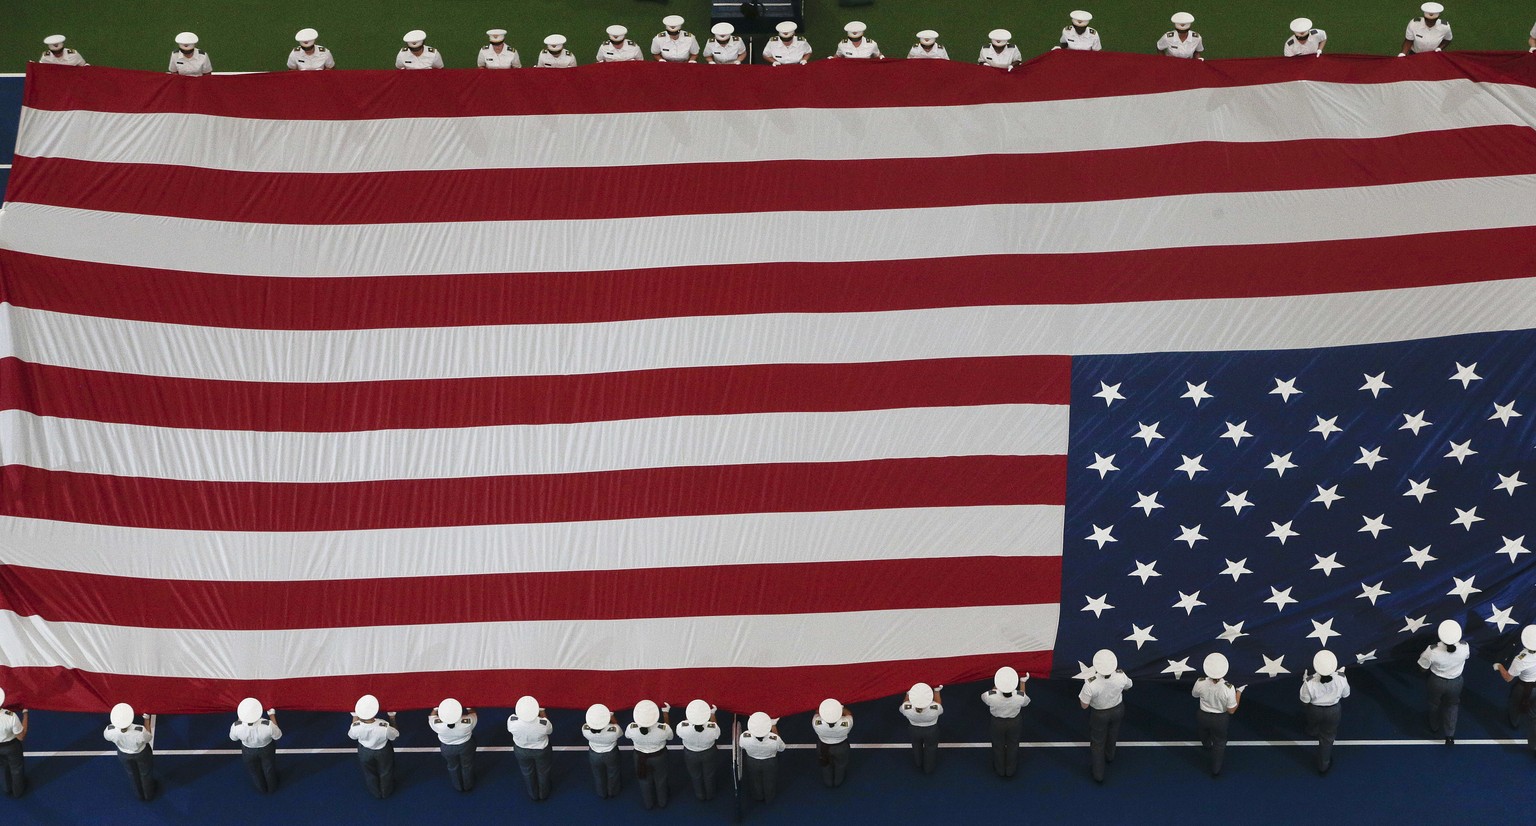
top-left (1181, 381), bottom-right (1214, 406)
top-left (1256, 655), bottom-right (1290, 677)
top-left (1356, 650), bottom-right (1378, 665)
top-left (1354, 446), bottom-right (1387, 470)
top-left (1401, 615), bottom-right (1429, 634)
top-left (1266, 452), bottom-right (1298, 477)
top-left (1310, 415), bottom-right (1343, 439)
top-left (1082, 594), bottom-right (1114, 617)
top-left (1270, 378), bottom-right (1302, 402)
top-left (1173, 591), bottom-right (1206, 615)
top-left (1176, 454), bottom-right (1208, 479)
top-left (1495, 472), bottom-right (1527, 496)
top-left (1223, 491), bottom-right (1254, 514)
top-left (1125, 624), bottom-right (1157, 649)
top-left (1449, 362), bottom-right (1482, 389)
top-left (1403, 479), bottom-right (1437, 502)
top-left (1133, 422), bottom-right (1165, 446)
top-left (1447, 576), bottom-right (1482, 602)
top-left (1308, 618), bottom-right (1341, 645)
top-left (1162, 658), bottom-right (1195, 678)
top-left (1312, 484), bottom-right (1345, 509)
top-left (1490, 401), bottom-right (1523, 426)
top-left (1399, 411), bottom-right (1432, 435)
top-left (1217, 621), bottom-right (1249, 643)
top-left (1265, 586), bottom-right (1298, 611)
top-left (1087, 453), bottom-right (1119, 478)
top-left (1220, 558), bottom-right (1252, 581)
top-left (1450, 507), bottom-right (1484, 531)
top-left (1360, 372), bottom-right (1392, 397)
top-left (1086, 524), bottom-right (1117, 548)
top-left (1129, 560), bottom-right (1161, 584)
top-left (1403, 545), bottom-right (1437, 569)
top-left (1094, 382), bottom-right (1126, 406)
top-left (1358, 514), bottom-right (1391, 538)
top-left (1487, 604), bottom-right (1518, 632)
top-left (1176, 525), bottom-right (1207, 547)
top-left (1357, 582), bottom-right (1390, 605)
top-left (1133, 491), bottom-right (1163, 516)
top-left (1312, 553), bottom-right (1344, 576)
top-left (1074, 661), bottom-right (1096, 680)
top-left (1268, 521), bottom-right (1300, 544)
top-left (1497, 536), bottom-right (1530, 563)
top-left (1445, 440), bottom-right (1478, 464)
top-left (1221, 421), bottom-right (1253, 446)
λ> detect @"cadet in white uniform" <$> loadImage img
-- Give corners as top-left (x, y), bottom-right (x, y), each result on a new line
top-left (626, 700), bottom-right (674, 809)
top-left (1056, 11), bottom-right (1103, 51)
top-left (598, 26), bottom-right (644, 63)
top-left (169, 33), bottom-right (212, 76)
top-left (581, 704), bottom-right (621, 799)
top-left (40, 35), bottom-right (88, 66)
top-left (899, 682), bottom-right (944, 774)
top-left (429, 698), bottom-right (477, 792)
top-left (1300, 650), bottom-right (1350, 774)
top-left (397, 30), bottom-right (442, 69)
top-left (834, 22), bottom-right (882, 59)
top-left (982, 667), bottom-right (1031, 778)
top-left (347, 695), bottom-right (399, 798)
top-left (229, 698), bottom-right (282, 792)
top-left (979, 29), bottom-right (1022, 70)
top-left (104, 703), bottom-right (157, 801)
top-left (478, 29), bottom-right (521, 69)
top-left (288, 28), bottom-right (334, 71)
top-left (678, 699), bottom-right (721, 800)
top-left (0, 688), bottom-right (27, 798)
top-left (1158, 13), bottom-right (1205, 59)
top-left (811, 698), bottom-right (853, 787)
top-left (1495, 625), bottom-right (1536, 747)
top-left (507, 695), bottom-right (553, 800)
top-left (652, 16), bottom-right (699, 62)
top-left (537, 35), bottom-right (577, 68)
top-left (1402, 2), bottom-right (1452, 55)
top-left (739, 712), bottom-right (785, 803)
top-left (764, 21), bottom-right (813, 66)
top-left (907, 30), bottom-right (949, 60)
top-left (705, 23), bottom-right (747, 64)
top-left (1418, 619), bottom-right (1471, 743)
top-left (1078, 649), bottom-right (1132, 783)
top-left (1191, 653), bottom-right (1241, 776)
top-left (1284, 18), bottom-right (1326, 56)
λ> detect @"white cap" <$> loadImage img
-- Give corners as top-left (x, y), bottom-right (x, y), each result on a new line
top-left (1203, 652), bottom-right (1230, 680)
top-left (916, 30), bottom-right (939, 41)
top-left (994, 666), bottom-right (1020, 692)
top-left (44, 35), bottom-right (66, 47)
top-left (663, 15), bottom-right (685, 30)
top-left (355, 694), bottom-right (379, 719)
top-left (633, 699), bottom-right (660, 728)
top-left (238, 697), bottom-right (263, 724)
top-left (403, 30), bottom-right (426, 46)
top-left (989, 29), bottom-right (1012, 43)
top-left (845, 21), bottom-right (866, 35)
top-left (438, 698), bottom-right (462, 722)
top-left (1437, 619), bottom-right (1462, 645)
top-left (747, 711), bottom-right (772, 737)
top-left (686, 699), bottom-right (711, 725)
top-left (1171, 12), bottom-right (1195, 27)
top-left (1421, 2), bottom-right (1444, 15)
top-left (712, 23), bottom-right (734, 36)
top-left (607, 25), bottom-right (627, 39)
top-left (487, 29), bottom-right (507, 40)
top-left (111, 702), bottom-right (134, 728)
top-left (586, 703), bottom-right (610, 730)
top-left (544, 34), bottom-right (566, 48)
top-left (1523, 625), bottom-right (1536, 651)
top-left (0, 688), bottom-right (6, 707)
top-left (515, 695), bottom-right (539, 722)
top-left (908, 682), bottom-right (934, 707)
top-left (818, 698), bottom-right (843, 721)
top-left (1290, 18), bottom-right (1313, 33)
top-left (1313, 650), bottom-right (1338, 676)
top-left (776, 21), bottom-right (798, 36)
top-left (1070, 11), bottom-right (1093, 23)
top-left (175, 32), bottom-right (199, 47)
top-left (1093, 649), bottom-right (1118, 676)
top-left (294, 28), bottom-right (318, 43)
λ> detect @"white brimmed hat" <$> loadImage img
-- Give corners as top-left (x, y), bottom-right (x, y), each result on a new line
top-left (355, 694), bottom-right (379, 719)
top-left (438, 698), bottom-right (462, 721)
top-left (994, 666), bottom-right (1020, 692)
top-left (1203, 652), bottom-right (1230, 680)
top-left (1523, 625), bottom-right (1536, 651)
top-left (1290, 18), bottom-right (1313, 33)
top-left (1070, 11), bottom-right (1093, 23)
top-left (1171, 12), bottom-right (1195, 27)
top-left (916, 30), bottom-right (938, 41)
top-left (607, 25), bottom-right (628, 39)
top-left (515, 695), bottom-right (539, 722)
top-left (633, 699), bottom-right (660, 728)
top-left (295, 28), bottom-right (318, 43)
top-left (845, 21), bottom-right (866, 35)
top-left (175, 32), bottom-right (199, 46)
top-left (1313, 650), bottom-right (1338, 676)
top-left (818, 698), bottom-right (843, 721)
top-left (44, 35), bottom-right (67, 47)
top-left (989, 29), bottom-right (1012, 42)
top-left (909, 682), bottom-right (934, 707)
top-left (1421, 2), bottom-right (1444, 15)
top-left (586, 704), bottom-right (610, 729)
top-left (1093, 649), bottom-right (1118, 676)
top-left (686, 699), bottom-right (711, 725)
top-left (776, 21), bottom-right (797, 36)
top-left (544, 34), bottom-right (566, 48)
top-left (111, 703), bottom-right (134, 727)
top-left (238, 697), bottom-right (263, 724)
top-left (712, 22), bottom-right (734, 36)
top-left (1437, 619), bottom-right (1462, 645)
top-left (487, 29), bottom-right (507, 40)
top-left (663, 15), bottom-right (685, 30)
top-left (747, 711), bottom-right (772, 737)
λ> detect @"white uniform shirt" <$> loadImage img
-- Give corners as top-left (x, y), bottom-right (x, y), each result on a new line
top-left (229, 719), bottom-right (282, 748)
top-left (652, 32), bottom-right (700, 62)
top-left (1284, 29), bottom-right (1326, 56)
top-left (1060, 26), bottom-right (1102, 51)
top-left (169, 49), bottom-right (213, 76)
top-left (1299, 674), bottom-right (1351, 706)
top-left (536, 49), bottom-right (577, 68)
top-left (1191, 678), bottom-right (1239, 714)
top-left (835, 38), bottom-right (881, 59)
top-left (763, 37), bottom-right (813, 65)
top-left (507, 716), bottom-right (552, 749)
top-left (625, 722), bottom-right (673, 753)
top-left (1418, 643), bottom-right (1471, 678)
top-left (1405, 18), bottom-right (1452, 53)
top-left (287, 45), bottom-right (334, 70)
top-left (105, 724), bottom-right (151, 754)
top-left (1157, 30), bottom-right (1204, 58)
top-left (899, 701), bottom-right (942, 727)
top-left (429, 712), bottom-right (477, 746)
top-left (982, 689), bottom-right (1031, 719)
top-left (597, 39), bottom-right (644, 63)
top-left (348, 719), bottom-right (399, 750)
top-left (677, 722), bottom-right (721, 751)
top-left (478, 44), bottom-right (521, 69)
top-left (739, 732), bottom-right (785, 759)
top-left (396, 46), bottom-right (443, 70)
top-left (1079, 672), bottom-right (1133, 709)
top-left (40, 48), bottom-right (88, 66)
top-left (811, 713), bottom-right (852, 744)
top-left (978, 44), bottom-right (1022, 69)
top-left (906, 43), bottom-right (949, 60)
top-left (583, 723), bottom-right (622, 753)
top-left (0, 710), bottom-right (23, 743)
top-left (1508, 650), bottom-right (1536, 682)
top-left (705, 37), bottom-right (747, 64)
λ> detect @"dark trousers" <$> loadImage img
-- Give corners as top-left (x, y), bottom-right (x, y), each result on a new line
top-left (513, 743), bottom-right (552, 800)
top-left (439, 739), bottom-right (475, 791)
top-left (357, 743), bottom-right (395, 799)
top-left (743, 754), bottom-right (777, 802)
top-left (634, 749), bottom-right (669, 809)
top-left (118, 746), bottom-right (157, 801)
top-left (588, 748), bottom-right (620, 798)
top-left (241, 741), bottom-right (279, 793)
top-left (683, 747), bottom-right (717, 799)
top-left (908, 724), bottom-right (939, 774)
top-left (817, 741), bottom-right (850, 787)
top-left (1304, 703), bottom-right (1342, 772)
top-left (0, 738), bottom-right (25, 798)
top-left (1087, 702), bottom-right (1124, 782)
top-left (1427, 674), bottom-right (1464, 738)
top-left (1196, 710), bottom-right (1229, 776)
top-left (1508, 680), bottom-right (1534, 728)
top-left (989, 715), bottom-right (1022, 777)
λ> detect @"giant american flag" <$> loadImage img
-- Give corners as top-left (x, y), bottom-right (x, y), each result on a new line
top-left (1, 53), bottom-right (1535, 713)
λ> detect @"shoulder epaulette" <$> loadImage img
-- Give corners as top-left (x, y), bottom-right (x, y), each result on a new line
top-left (1088, 27), bottom-right (1097, 33)
top-left (426, 46), bottom-right (437, 52)
top-left (292, 46), bottom-right (301, 51)
top-left (731, 36), bottom-right (741, 42)
top-left (317, 45), bottom-right (328, 51)
top-left (400, 47), bottom-right (409, 51)
top-left (1165, 31), bottom-right (1176, 37)
top-left (682, 31), bottom-right (693, 37)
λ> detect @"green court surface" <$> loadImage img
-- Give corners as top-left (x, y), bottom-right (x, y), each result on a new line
top-left (7, 1), bottom-right (1536, 74)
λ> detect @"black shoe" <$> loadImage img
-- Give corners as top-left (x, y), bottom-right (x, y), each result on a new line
top-left (1318, 764), bottom-right (1331, 775)
top-left (1444, 737), bottom-right (1454, 745)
